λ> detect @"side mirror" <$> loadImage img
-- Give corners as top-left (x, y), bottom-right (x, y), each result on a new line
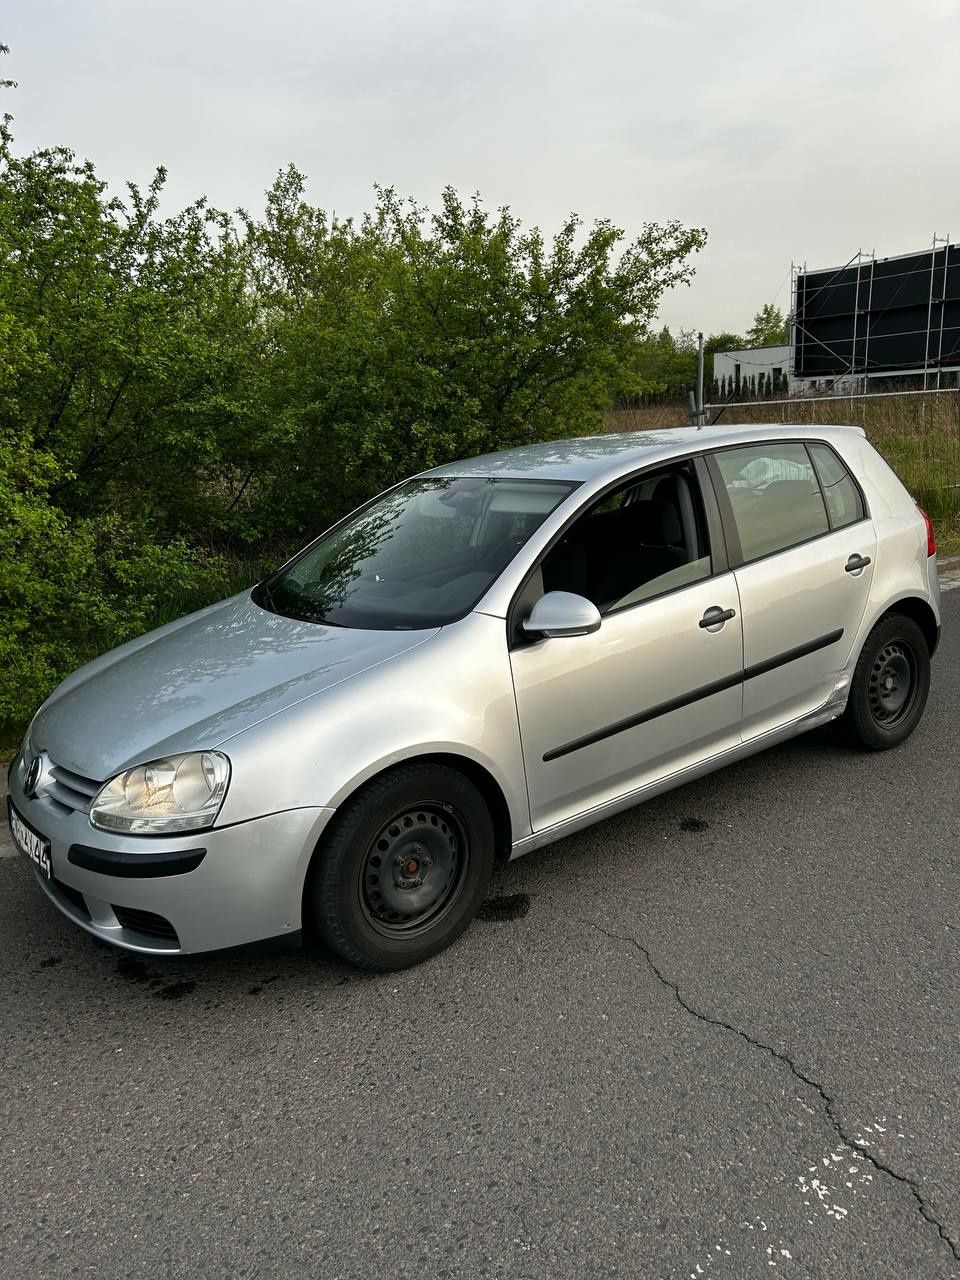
top-left (522, 590), bottom-right (602, 639)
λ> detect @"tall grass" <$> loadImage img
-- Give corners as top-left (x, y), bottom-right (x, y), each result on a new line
top-left (606, 391), bottom-right (960, 553)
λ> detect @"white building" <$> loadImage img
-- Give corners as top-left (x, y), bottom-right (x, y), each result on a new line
top-left (712, 344), bottom-right (793, 394)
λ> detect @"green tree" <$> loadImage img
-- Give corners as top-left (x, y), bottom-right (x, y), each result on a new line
top-left (620, 328), bottom-right (747, 398)
top-left (620, 326), bottom-right (699, 401)
top-left (239, 174), bottom-right (707, 531)
top-left (0, 293), bottom-right (220, 723)
top-left (0, 134), bottom-right (261, 539)
top-left (745, 303), bottom-right (789, 347)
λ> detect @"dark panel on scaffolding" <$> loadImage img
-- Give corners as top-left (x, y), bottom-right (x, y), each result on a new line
top-left (794, 243), bottom-right (960, 378)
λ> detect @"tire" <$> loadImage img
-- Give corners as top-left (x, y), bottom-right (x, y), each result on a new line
top-left (838, 612), bottom-right (931, 751)
top-left (306, 763), bottom-right (495, 971)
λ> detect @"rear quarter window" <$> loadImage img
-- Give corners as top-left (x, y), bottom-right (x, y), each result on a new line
top-left (808, 442), bottom-right (865, 529)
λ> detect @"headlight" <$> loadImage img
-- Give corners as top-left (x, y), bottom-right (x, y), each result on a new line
top-left (90, 752), bottom-right (231, 834)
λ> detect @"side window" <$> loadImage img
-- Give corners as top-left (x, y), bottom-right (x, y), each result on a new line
top-left (713, 442), bottom-right (829, 562)
top-left (809, 443), bottom-right (865, 530)
top-left (538, 462), bottom-right (712, 615)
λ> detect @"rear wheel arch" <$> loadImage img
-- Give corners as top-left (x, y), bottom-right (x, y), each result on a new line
top-left (879, 596), bottom-right (939, 656)
top-left (839, 609), bottom-right (931, 750)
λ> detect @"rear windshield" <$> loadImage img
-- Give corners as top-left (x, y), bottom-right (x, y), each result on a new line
top-left (256, 476), bottom-right (576, 629)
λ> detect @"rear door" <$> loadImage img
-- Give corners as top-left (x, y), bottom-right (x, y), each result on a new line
top-left (707, 439), bottom-right (876, 739)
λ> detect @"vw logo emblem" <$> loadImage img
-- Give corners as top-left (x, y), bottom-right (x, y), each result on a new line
top-left (24, 754), bottom-right (43, 798)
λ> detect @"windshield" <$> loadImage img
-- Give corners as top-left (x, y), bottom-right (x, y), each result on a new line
top-left (257, 476), bottom-right (577, 629)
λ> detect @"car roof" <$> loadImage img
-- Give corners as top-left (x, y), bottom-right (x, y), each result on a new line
top-left (427, 423), bottom-right (865, 484)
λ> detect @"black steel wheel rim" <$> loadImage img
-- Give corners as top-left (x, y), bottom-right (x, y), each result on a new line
top-left (867, 640), bottom-right (917, 728)
top-left (360, 804), bottom-right (469, 937)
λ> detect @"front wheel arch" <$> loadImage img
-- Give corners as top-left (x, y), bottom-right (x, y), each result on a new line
top-left (412, 753), bottom-right (514, 862)
top-left (320, 752), bottom-right (514, 864)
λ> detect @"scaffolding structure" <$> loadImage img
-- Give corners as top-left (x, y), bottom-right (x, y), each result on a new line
top-left (791, 236), bottom-right (960, 388)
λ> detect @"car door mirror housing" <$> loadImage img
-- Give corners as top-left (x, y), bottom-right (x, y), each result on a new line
top-left (522, 591), bottom-right (602, 639)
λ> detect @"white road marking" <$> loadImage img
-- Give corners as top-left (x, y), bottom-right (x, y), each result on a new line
top-left (939, 569), bottom-right (960, 593)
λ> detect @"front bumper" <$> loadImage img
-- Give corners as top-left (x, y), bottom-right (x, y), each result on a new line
top-left (7, 754), bottom-right (334, 954)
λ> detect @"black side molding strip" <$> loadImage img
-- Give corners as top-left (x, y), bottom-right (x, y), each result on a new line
top-left (742, 628), bottom-right (844, 682)
top-left (68, 844), bottom-right (207, 878)
top-left (543, 671), bottom-right (744, 762)
top-left (542, 628), bottom-right (844, 762)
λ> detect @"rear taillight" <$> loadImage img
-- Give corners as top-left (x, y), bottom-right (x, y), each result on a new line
top-left (919, 507), bottom-right (936, 557)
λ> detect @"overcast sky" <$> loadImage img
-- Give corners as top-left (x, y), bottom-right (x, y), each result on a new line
top-left (6, 0), bottom-right (960, 335)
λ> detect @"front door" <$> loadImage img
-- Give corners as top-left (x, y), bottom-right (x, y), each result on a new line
top-left (508, 459), bottom-right (744, 832)
top-left (510, 576), bottom-right (744, 830)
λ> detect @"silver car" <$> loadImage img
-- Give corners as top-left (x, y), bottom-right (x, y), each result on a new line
top-left (7, 425), bottom-right (941, 969)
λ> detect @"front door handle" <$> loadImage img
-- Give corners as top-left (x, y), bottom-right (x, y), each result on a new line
top-left (845, 554), bottom-right (872, 574)
top-left (699, 606), bottom-right (736, 630)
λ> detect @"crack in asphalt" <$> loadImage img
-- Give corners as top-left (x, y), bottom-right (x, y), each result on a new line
top-left (581, 917), bottom-right (960, 1265)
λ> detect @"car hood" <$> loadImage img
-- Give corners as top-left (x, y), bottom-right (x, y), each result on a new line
top-left (29, 592), bottom-right (438, 781)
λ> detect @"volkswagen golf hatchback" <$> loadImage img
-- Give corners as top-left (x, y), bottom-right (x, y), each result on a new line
top-left (7, 425), bottom-right (941, 969)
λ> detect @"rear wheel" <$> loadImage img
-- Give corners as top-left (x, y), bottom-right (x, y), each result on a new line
top-left (306, 763), bottom-right (495, 971)
top-left (839, 613), bottom-right (930, 750)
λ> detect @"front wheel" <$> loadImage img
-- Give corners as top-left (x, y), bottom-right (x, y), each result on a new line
top-left (838, 613), bottom-right (931, 750)
top-left (306, 763), bottom-right (495, 971)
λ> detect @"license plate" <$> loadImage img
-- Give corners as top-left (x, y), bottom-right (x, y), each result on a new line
top-left (7, 798), bottom-right (52, 880)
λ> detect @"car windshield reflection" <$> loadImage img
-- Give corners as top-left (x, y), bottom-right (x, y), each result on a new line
top-left (256, 476), bottom-right (576, 629)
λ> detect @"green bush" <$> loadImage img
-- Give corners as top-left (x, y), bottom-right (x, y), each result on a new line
top-left (0, 431), bottom-right (224, 726)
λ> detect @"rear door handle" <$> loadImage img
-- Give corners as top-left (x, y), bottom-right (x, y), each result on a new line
top-left (699, 606), bottom-right (736, 629)
top-left (845, 554), bottom-right (872, 573)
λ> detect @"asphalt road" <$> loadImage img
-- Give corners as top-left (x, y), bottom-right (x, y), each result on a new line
top-left (2, 588), bottom-right (959, 1280)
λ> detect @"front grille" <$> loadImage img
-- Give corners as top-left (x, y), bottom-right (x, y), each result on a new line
top-left (51, 877), bottom-right (91, 920)
top-left (42, 760), bottom-right (103, 816)
top-left (112, 905), bottom-right (180, 945)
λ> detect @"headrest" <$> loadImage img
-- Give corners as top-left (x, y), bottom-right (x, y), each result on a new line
top-left (652, 476), bottom-right (679, 504)
top-left (627, 498), bottom-right (682, 546)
